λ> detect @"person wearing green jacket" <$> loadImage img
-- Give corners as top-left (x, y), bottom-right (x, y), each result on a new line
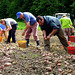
top-left (60, 14), bottom-right (74, 42)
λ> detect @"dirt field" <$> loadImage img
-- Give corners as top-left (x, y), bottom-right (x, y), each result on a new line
top-left (0, 30), bottom-right (75, 75)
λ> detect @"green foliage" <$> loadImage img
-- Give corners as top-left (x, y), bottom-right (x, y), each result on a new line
top-left (71, 2), bottom-right (75, 14)
top-left (0, 0), bottom-right (75, 20)
top-left (0, 0), bottom-right (9, 19)
top-left (17, 21), bottom-right (41, 30)
top-left (17, 22), bottom-right (25, 30)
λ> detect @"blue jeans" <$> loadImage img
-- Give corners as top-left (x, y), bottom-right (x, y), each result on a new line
top-left (7, 24), bottom-right (18, 43)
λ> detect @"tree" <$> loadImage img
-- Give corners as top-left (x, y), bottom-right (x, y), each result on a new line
top-left (0, 0), bottom-right (9, 19)
top-left (0, 0), bottom-right (74, 19)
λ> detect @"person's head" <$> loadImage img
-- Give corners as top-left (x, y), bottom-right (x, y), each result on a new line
top-left (16, 12), bottom-right (23, 19)
top-left (36, 16), bottom-right (44, 25)
top-left (62, 14), bottom-right (67, 17)
top-left (0, 19), bottom-right (6, 25)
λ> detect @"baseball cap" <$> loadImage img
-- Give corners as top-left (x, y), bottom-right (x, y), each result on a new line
top-left (16, 12), bottom-right (22, 19)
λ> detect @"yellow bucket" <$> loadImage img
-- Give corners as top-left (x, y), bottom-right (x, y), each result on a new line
top-left (0, 36), bottom-right (3, 42)
top-left (10, 38), bottom-right (12, 42)
top-left (18, 40), bottom-right (27, 48)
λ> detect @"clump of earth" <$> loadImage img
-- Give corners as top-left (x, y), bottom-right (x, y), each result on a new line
top-left (0, 30), bottom-right (75, 75)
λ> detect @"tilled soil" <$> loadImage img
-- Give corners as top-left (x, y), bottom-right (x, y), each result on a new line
top-left (0, 30), bottom-right (75, 75)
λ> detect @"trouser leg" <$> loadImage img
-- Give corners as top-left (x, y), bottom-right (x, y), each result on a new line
top-left (25, 27), bottom-right (32, 47)
top-left (7, 30), bottom-right (12, 42)
top-left (25, 39), bottom-right (30, 47)
top-left (11, 24), bottom-right (18, 43)
top-left (31, 22), bottom-right (40, 47)
top-left (31, 22), bottom-right (39, 41)
top-left (57, 28), bottom-right (69, 51)
top-left (63, 28), bottom-right (71, 41)
top-left (44, 39), bottom-right (50, 50)
top-left (25, 27), bottom-right (32, 40)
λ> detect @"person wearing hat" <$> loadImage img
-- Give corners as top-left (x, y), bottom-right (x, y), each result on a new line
top-left (0, 18), bottom-right (18, 43)
top-left (60, 14), bottom-right (74, 43)
top-left (16, 12), bottom-right (40, 47)
top-left (36, 16), bottom-right (69, 51)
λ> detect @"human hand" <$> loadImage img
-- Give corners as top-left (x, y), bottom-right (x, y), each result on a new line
top-left (22, 31), bottom-right (25, 36)
top-left (72, 31), bottom-right (74, 33)
top-left (43, 35), bottom-right (47, 40)
top-left (3, 29), bottom-right (7, 31)
top-left (47, 35), bottom-right (51, 39)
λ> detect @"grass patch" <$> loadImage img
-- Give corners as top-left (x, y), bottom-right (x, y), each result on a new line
top-left (17, 21), bottom-right (41, 30)
top-left (17, 22), bottom-right (25, 30)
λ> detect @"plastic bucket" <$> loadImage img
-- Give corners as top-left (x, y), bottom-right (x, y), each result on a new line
top-left (0, 36), bottom-right (3, 42)
top-left (67, 46), bottom-right (75, 55)
top-left (18, 40), bottom-right (27, 48)
top-left (70, 36), bottom-right (75, 42)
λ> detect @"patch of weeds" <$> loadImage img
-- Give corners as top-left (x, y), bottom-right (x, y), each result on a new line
top-left (0, 53), bottom-right (4, 56)
top-left (20, 54), bottom-right (26, 59)
top-left (20, 48), bottom-right (24, 51)
top-left (12, 61), bottom-right (17, 65)
top-left (29, 52), bottom-right (32, 55)
top-left (12, 51), bottom-right (15, 54)
top-left (31, 39), bottom-right (33, 41)
top-left (32, 54), bottom-right (38, 58)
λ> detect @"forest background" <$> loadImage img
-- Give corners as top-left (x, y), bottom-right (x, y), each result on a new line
top-left (0, 0), bottom-right (75, 29)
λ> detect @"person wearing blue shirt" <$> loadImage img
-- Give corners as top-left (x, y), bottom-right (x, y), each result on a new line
top-left (16, 12), bottom-right (40, 47)
top-left (0, 23), bottom-right (5, 36)
top-left (36, 16), bottom-right (69, 52)
top-left (0, 23), bottom-right (5, 30)
top-left (0, 23), bottom-right (8, 41)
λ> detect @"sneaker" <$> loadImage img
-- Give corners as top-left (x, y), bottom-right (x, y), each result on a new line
top-left (6, 41), bottom-right (10, 44)
top-left (36, 45), bottom-right (40, 47)
top-left (28, 44), bottom-right (30, 46)
top-left (26, 44), bottom-right (30, 47)
top-left (26, 39), bottom-right (30, 47)
top-left (36, 41), bottom-right (40, 47)
top-left (12, 41), bottom-right (16, 43)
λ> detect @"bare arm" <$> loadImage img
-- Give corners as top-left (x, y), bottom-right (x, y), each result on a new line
top-left (24, 21), bottom-right (30, 32)
top-left (42, 30), bottom-right (46, 36)
top-left (22, 21), bottom-right (30, 36)
top-left (42, 30), bottom-right (47, 40)
top-left (47, 29), bottom-right (58, 39)
top-left (3, 25), bottom-right (12, 31)
top-left (70, 25), bottom-right (74, 33)
top-left (6, 26), bottom-right (12, 31)
top-left (49, 29), bottom-right (58, 36)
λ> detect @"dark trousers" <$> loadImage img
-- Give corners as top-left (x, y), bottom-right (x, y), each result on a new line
top-left (44, 28), bottom-right (69, 51)
top-left (57, 28), bottom-right (69, 47)
top-left (63, 28), bottom-right (71, 41)
top-left (7, 24), bottom-right (18, 43)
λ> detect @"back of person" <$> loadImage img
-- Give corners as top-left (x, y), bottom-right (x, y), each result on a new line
top-left (43, 16), bottom-right (61, 25)
top-left (23, 12), bottom-right (36, 25)
top-left (60, 17), bottom-right (72, 29)
top-left (5, 18), bottom-right (17, 26)
top-left (40, 16), bottom-right (61, 35)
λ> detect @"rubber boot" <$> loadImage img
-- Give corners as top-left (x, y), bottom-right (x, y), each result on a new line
top-left (36, 40), bottom-right (40, 47)
top-left (26, 39), bottom-right (30, 47)
top-left (44, 39), bottom-right (50, 50)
